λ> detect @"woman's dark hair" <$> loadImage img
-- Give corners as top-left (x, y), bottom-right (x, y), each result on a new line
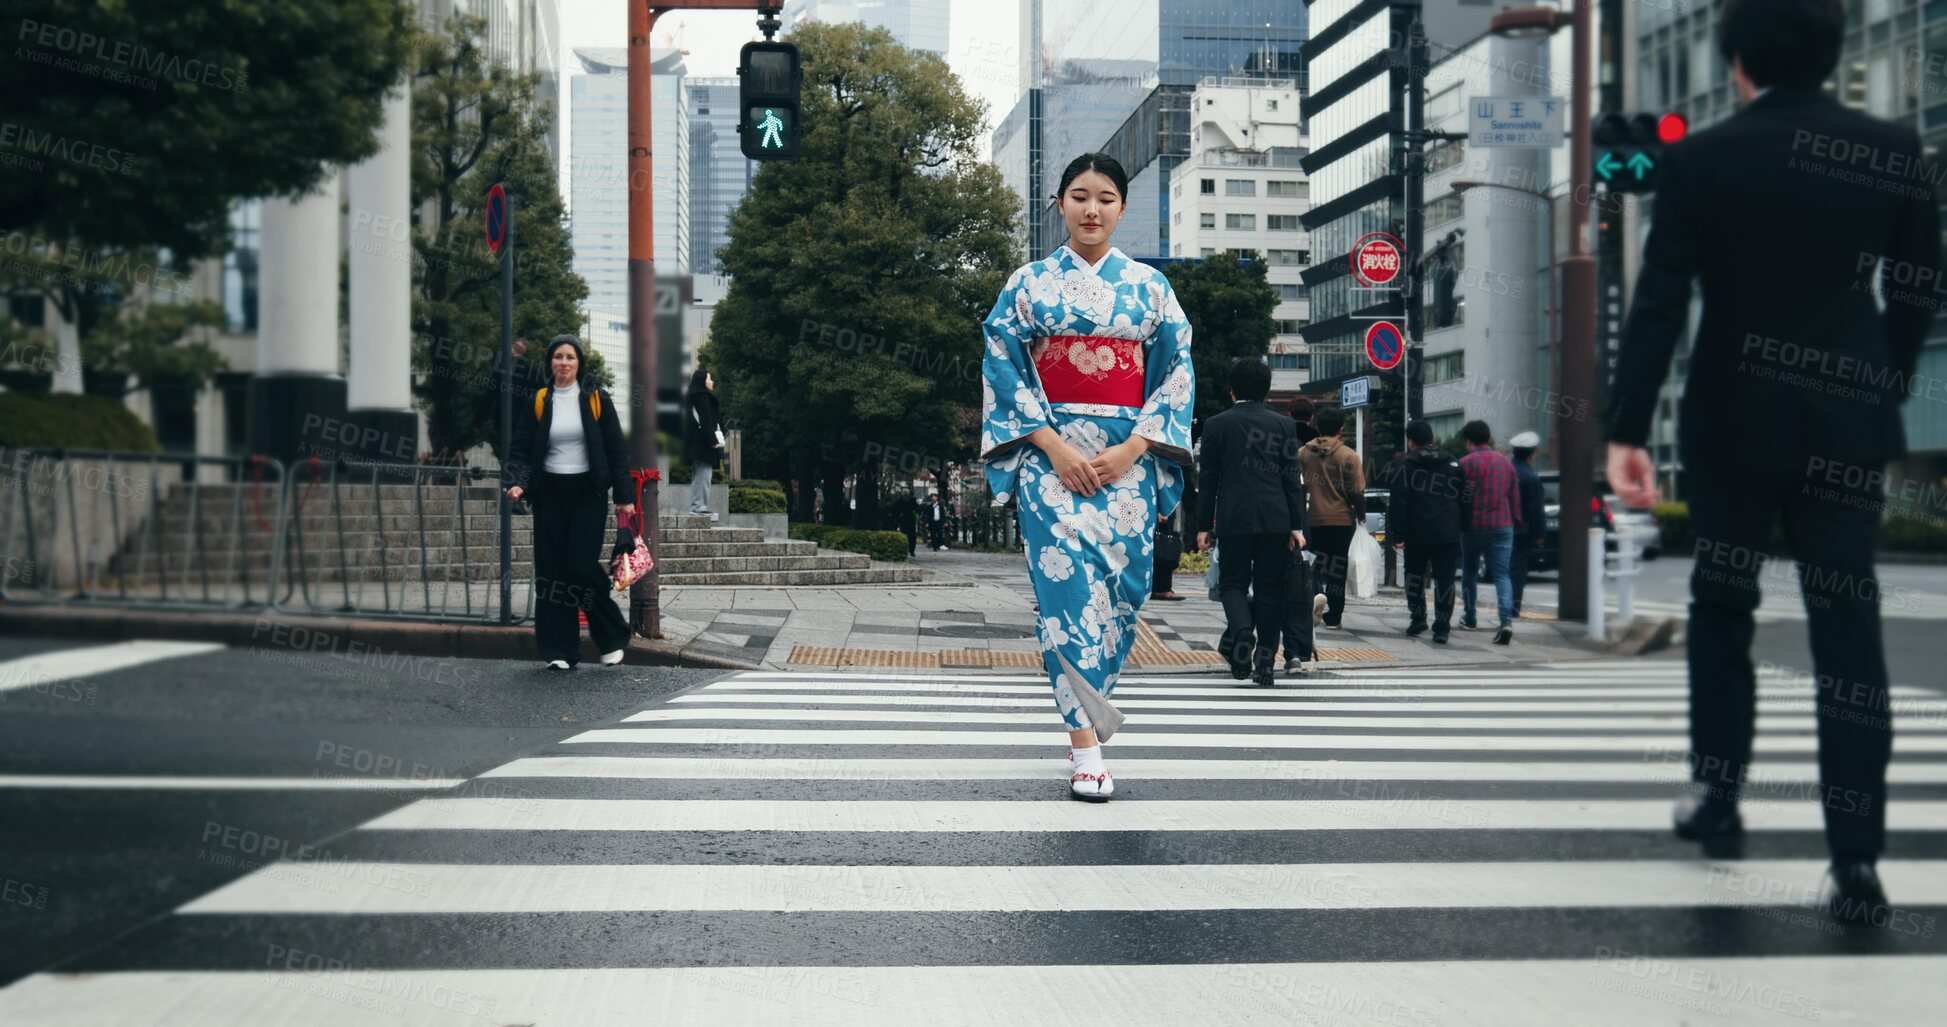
top-left (1717, 0), bottom-right (1843, 88)
top-left (1227, 357), bottom-right (1271, 402)
top-left (1055, 152), bottom-right (1129, 204)
top-left (687, 366), bottom-right (711, 397)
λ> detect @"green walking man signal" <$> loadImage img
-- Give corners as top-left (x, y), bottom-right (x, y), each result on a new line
top-left (740, 42), bottom-right (802, 160)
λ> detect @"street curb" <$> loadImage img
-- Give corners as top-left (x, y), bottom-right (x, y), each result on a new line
top-left (0, 603), bottom-right (755, 671)
top-left (1605, 616), bottom-right (1683, 657)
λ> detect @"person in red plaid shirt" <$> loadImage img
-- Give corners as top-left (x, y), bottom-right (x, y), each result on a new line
top-left (1457, 420), bottom-right (1523, 644)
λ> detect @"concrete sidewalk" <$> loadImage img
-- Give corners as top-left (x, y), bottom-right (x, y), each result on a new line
top-left (658, 547), bottom-right (1645, 672)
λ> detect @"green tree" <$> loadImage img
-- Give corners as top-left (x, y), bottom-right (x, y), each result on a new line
top-left (0, 0), bottom-right (415, 259)
top-left (80, 296), bottom-right (228, 394)
top-left (704, 23), bottom-right (1017, 525)
top-left (409, 13), bottom-right (592, 461)
top-left (1170, 250), bottom-right (1279, 427)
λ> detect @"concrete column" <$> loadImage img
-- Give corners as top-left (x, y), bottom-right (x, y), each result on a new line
top-left (345, 85), bottom-right (419, 462)
top-left (1481, 32), bottom-right (1547, 444)
top-left (249, 176), bottom-right (346, 463)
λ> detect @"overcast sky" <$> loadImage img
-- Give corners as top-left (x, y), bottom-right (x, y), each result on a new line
top-left (556, 1), bottom-right (1023, 168)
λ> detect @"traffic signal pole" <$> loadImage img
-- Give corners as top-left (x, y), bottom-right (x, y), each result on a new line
top-left (1557, 0), bottom-right (1596, 623)
top-left (627, 2), bottom-right (781, 639)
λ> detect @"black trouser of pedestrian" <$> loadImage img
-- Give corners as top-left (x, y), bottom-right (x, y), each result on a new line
top-left (1217, 532), bottom-right (1290, 673)
top-left (1687, 460), bottom-right (1891, 860)
top-left (1510, 533), bottom-right (1537, 614)
top-left (1401, 541), bottom-right (1459, 632)
top-left (1152, 553), bottom-right (1177, 596)
top-left (531, 471), bottom-right (631, 666)
top-left (927, 518), bottom-right (947, 549)
top-left (903, 526), bottom-right (917, 556)
top-left (1307, 524), bottom-right (1355, 626)
top-left (1279, 545), bottom-right (1317, 662)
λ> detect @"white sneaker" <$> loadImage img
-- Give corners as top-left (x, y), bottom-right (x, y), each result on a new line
top-left (599, 649), bottom-right (625, 665)
top-left (545, 660), bottom-right (571, 671)
top-left (1311, 594), bottom-right (1327, 625)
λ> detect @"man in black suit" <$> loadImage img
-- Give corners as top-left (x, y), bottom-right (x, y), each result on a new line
top-left (1387, 421), bottom-right (1468, 645)
top-left (1607, 0), bottom-right (1940, 924)
top-left (1194, 359), bottom-right (1306, 687)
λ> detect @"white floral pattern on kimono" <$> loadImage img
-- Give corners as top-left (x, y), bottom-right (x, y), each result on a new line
top-left (979, 245), bottom-right (1194, 732)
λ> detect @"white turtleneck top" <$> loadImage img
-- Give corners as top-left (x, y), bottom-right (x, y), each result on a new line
top-left (545, 380), bottom-right (590, 474)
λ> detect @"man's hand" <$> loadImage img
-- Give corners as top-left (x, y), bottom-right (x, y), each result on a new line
top-left (1196, 531), bottom-right (1211, 552)
top-left (1289, 530), bottom-right (1305, 551)
top-left (505, 485), bottom-right (524, 502)
top-left (1606, 443), bottom-right (1660, 508)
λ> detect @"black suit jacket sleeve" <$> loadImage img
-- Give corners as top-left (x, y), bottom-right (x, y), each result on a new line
top-left (1194, 426), bottom-right (1223, 535)
top-left (1281, 427), bottom-right (1306, 533)
top-left (598, 390), bottom-right (631, 505)
top-left (1885, 129), bottom-right (1942, 383)
top-left (1609, 144), bottom-right (1700, 447)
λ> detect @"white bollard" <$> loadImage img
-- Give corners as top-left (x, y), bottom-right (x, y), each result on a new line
top-left (1586, 528), bottom-right (1606, 641)
top-left (1616, 528), bottom-right (1636, 624)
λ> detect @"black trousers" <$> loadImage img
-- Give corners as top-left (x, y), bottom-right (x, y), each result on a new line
top-left (1307, 524), bottom-right (1355, 625)
top-left (531, 471), bottom-right (631, 665)
top-left (927, 517), bottom-right (947, 548)
top-left (1687, 460), bottom-right (1891, 859)
top-left (1279, 545), bottom-right (1317, 661)
top-left (1401, 541), bottom-right (1459, 631)
top-left (1217, 533), bottom-right (1290, 673)
top-left (1152, 557), bottom-right (1177, 595)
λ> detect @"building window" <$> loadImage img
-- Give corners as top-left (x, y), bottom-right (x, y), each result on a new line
top-left (1269, 353), bottom-right (1309, 369)
top-left (1268, 214), bottom-right (1300, 231)
top-left (1425, 192), bottom-right (1463, 228)
top-left (1200, 212), bottom-right (1216, 229)
top-left (1200, 178), bottom-right (1215, 194)
top-left (1275, 319), bottom-right (1304, 334)
top-left (1426, 140), bottom-right (1465, 174)
top-left (1267, 249), bottom-right (1305, 266)
top-left (223, 201), bottom-right (260, 333)
top-left (1425, 411), bottom-right (1464, 440)
top-left (1201, 247), bottom-right (1216, 258)
top-left (1226, 213), bottom-right (1256, 230)
top-left (1267, 99), bottom-right (1280, 112)
top-left (1266, 180), bottom-right (1304, 198)
top-left (1423, 351), bottom-right (1465, 384)
top-left (1225, 179), bottom-right (1256, 197)
top-left (1276, 282), bottom-right (1307, 301)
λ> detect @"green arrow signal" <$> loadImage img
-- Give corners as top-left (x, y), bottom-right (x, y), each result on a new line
top-left (1626, 151), bottom-right (1655, 179)
top-left (1595, 151), bottom-right (1621, 180)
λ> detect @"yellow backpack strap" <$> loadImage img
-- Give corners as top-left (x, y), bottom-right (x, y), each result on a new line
top-left (590, 390), bottom-right (602, 422)
top-left (533, 389), bottom-right (546, 421)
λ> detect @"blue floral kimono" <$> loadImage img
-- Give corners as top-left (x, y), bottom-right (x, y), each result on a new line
top-left (980, 245), bottom-right (1195, 738)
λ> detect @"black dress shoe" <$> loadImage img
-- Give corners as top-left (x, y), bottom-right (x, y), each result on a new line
top-left (1431, 629), bottom-right (1449, 644)
top-left (1821, 861), bottom-right (1890, 926)
top-left (1460, 615), bottom-right (1477, 630)
top-left (1672, 796), bottom-right (1742, 841)
top-left (1405, 620), bottom-right (1427, 636)
top-left (1229, 663), bottom-right (1252, 680)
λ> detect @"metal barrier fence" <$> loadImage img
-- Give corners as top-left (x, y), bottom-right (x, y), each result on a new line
top-left (272, 458), bottom-right (530, 624)
top-left (0, 448), bottom-right (289, 610)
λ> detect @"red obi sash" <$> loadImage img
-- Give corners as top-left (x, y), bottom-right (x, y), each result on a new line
top-left (1032, 335), bottom-right (1145, 407)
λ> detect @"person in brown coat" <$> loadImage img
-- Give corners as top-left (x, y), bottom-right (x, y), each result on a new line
top-left (1297, 408), bottom-right (1365, 628)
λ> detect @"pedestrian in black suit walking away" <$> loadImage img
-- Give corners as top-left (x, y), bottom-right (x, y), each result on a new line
top-left (1280, 396), bottom-right (1326, 670)
top-left (1194, 359), bottom-right (1306, 686)
top-left (1387, 420), bottom-right (1467, 645)
top-left (1607, 0), bottom-right (1940, 925)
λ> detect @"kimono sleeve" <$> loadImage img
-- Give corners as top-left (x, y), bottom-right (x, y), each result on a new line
top-left (979, 270), bottom-right (1051, 506)
top-left (1131, 278), bottom-right (1195, 470)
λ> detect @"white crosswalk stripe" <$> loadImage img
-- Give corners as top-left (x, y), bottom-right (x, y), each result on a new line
top-left (4, 659), bottom-right (1941, 1025)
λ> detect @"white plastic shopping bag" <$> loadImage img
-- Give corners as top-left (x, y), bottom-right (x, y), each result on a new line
top-left (1347, 524), bottom-right (1382, 599)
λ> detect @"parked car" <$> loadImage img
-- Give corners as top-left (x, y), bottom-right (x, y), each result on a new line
top-left (1362, 488), bottom-right (1389, 544)
top-left (1530, 473), bottom-right (1658, 570)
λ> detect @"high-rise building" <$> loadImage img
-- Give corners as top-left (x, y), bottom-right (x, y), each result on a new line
top-left (781, 0), bottom-right (951, 55)
top-left (421, 1), bottom-right (563, 163)
top-left (1635, 0), bottom-right (1947, 491)
top-left (998, 1), bottom-right (1305, 263)
top-left (1166, 78), bottom-right (1311, 393)
top-left (687, 76), bottom-right (753, 278)
top-left (570, 46), bottom-right (689, 318)
top-left (1296, 1), bottom-right (1492, 390)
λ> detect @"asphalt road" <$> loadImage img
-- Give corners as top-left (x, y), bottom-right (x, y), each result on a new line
top-left (0, 638), bottom-right (722, 986)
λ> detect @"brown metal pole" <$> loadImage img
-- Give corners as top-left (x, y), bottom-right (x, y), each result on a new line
top-left (627, 3), bottom-right (663, 638)
top-left (1557, 0), bottom-right (1595, 623)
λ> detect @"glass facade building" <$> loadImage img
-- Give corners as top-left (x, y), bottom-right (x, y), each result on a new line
top-left (1013, 0), bottom-right (1306, 260)
top-left (570, 48), bottom-right (689, 314)
top-left (686, 76), bottom-right (753, 278)
top-left (782, 0), bottom-right (951, 55)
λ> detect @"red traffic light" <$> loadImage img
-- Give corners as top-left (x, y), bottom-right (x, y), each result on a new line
top-left (1656, 112), bottom-right (1688, 143)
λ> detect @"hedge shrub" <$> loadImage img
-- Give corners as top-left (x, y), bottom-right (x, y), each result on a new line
top-left (1652, 502), bottom-right (1691, 552)
top-left (789, 522), bottom-right (908, 561)
top-left (727, 478), bottom-right (782, 492)
top-left (1882, 515), bottom-right (1947, 552)
top-left (0, 393), bottom-right (160, 452)
top-left (729, 487), bottom-right (787, 513)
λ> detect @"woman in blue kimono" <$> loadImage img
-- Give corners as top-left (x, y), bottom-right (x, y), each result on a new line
top-left (980, 153), bottom-right (1195, 801)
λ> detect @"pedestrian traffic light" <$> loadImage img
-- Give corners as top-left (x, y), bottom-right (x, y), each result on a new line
top-left (739, 42), bottom-right (801, 160)
top-left (1592, 112), bottom-right (1683, 193)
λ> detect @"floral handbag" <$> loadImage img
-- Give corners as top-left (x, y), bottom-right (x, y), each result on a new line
top-left (610, 507), bottom-right (653, 591)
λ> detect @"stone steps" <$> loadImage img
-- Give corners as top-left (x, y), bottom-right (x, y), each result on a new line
top-left (658, 566), bottom-right (926, 586)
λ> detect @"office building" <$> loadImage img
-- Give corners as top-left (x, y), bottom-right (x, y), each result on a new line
top-left (782, 0), bottom-right (951, 55)
top-left (1167, 77), bottom-right (1312, 393)
top-left (570, 46), bottom-right (689, 318)
top-left (687, 76), bottom-right (754, 277)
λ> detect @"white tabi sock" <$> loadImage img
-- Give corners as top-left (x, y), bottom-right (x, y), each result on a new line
top-left (1068, 744), bottom-right (1106, 776)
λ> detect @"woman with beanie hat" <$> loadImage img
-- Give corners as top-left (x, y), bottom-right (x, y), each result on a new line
top-left (505, 334), bottom-right (634, 669)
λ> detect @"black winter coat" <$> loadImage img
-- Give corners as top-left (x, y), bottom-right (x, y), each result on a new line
top-left (1384, 447), bottom-right (1468, 548)
top-left (683, 391), bottom-right (722, 466)
top-left (508, 381), bottom-right (632, 505)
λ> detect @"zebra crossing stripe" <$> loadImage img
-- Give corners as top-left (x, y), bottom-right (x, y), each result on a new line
top-left (619, 707), bottom-right (1947, 732)
top-left (667, 693), bottom-right (1926, 714)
